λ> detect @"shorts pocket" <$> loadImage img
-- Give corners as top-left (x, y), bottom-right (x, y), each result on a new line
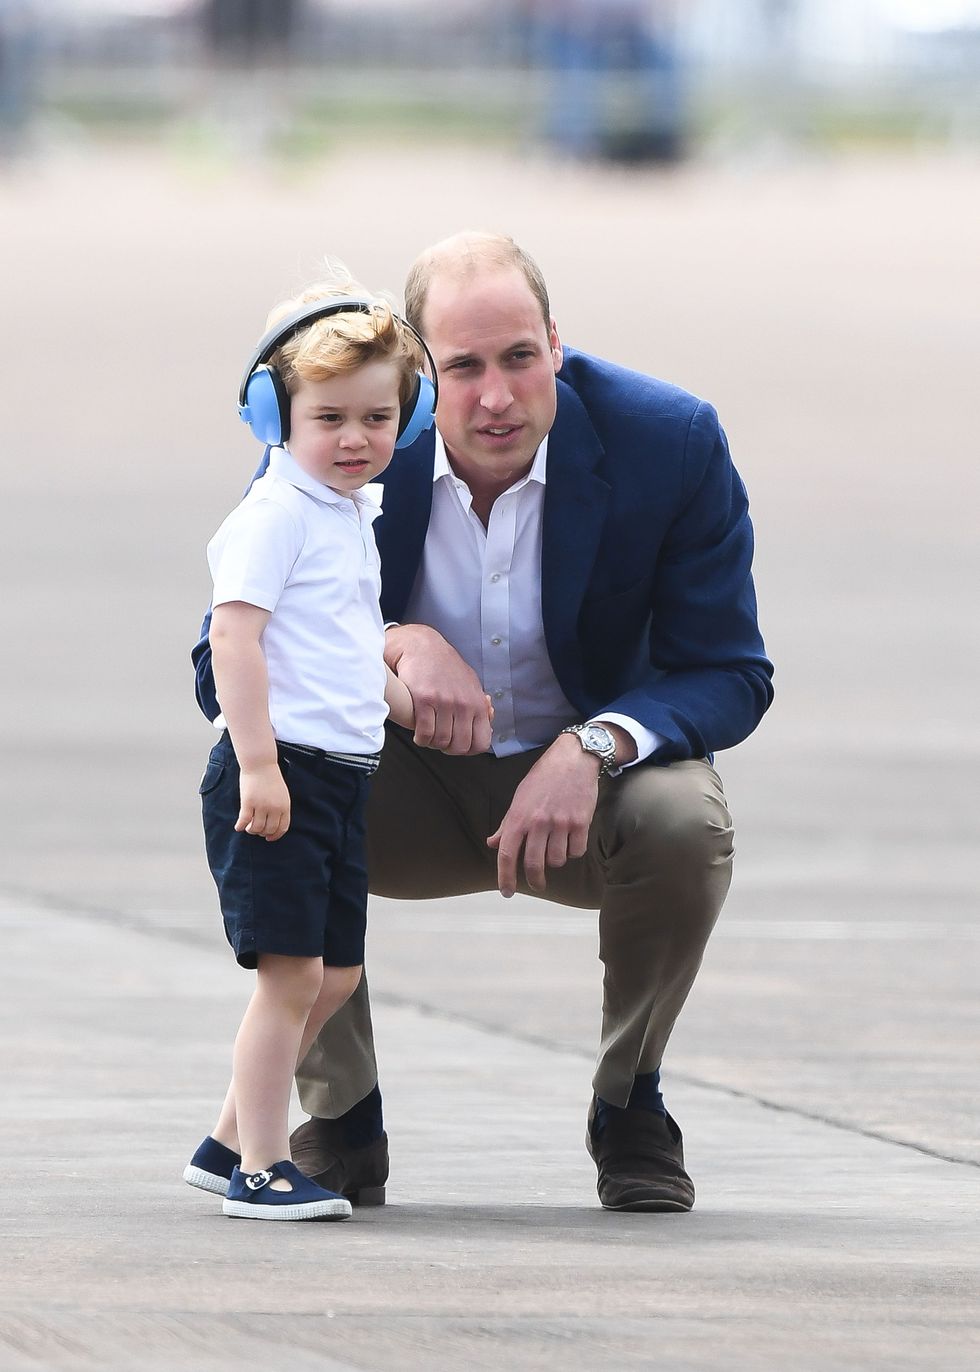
top-left (199, 759), bottom-right (226, 795)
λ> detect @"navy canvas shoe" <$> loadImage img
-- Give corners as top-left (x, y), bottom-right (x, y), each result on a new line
top-left (222, 1160), bottom-right (353, 1221)
top-left (182, 1135), bottom-right (241, 1196)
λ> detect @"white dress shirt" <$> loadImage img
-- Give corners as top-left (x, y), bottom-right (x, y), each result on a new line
top-left (208, 446), bottom-right (388, 754)
top-left (403, 433), bottom-right (659, 764)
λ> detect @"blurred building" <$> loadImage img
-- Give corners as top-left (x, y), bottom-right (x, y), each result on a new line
top-left (29, 0), bottom-right (980, 161)
top-left (197, 0), bottom-right (304, 64)
top-left (0, 0), bottom-right (40, 157)
top-left (514, 2), bottom-right (684, 162)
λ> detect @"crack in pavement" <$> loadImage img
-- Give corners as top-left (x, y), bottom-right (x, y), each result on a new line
top-left (5, 882), bottom-right (977, 1172)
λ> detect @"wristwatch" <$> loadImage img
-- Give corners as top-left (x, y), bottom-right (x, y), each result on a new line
top-left (560, 723), bottom-right (618, 776)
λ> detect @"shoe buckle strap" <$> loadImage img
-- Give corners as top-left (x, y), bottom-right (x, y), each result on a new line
top-left (244, 1169), bottom-right (274, 1192)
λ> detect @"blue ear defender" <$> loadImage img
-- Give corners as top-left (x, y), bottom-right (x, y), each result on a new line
top-left (395, 372), bottom-right (436, 449)
top-left (240, 364), bottom-right (292, 447)
top-left (237, 296), bottom-right (438, 450)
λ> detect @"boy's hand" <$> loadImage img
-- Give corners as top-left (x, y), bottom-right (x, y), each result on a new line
top-left (236, 763), bottom-right (290, 841)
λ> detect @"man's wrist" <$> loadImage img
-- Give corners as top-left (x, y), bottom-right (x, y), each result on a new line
top-left (557, 721), bottom-right (639, 775)
top-left (555, 730), bottom-right (604, 773)
top-left (559, 723), bottom-right (619, 776)
top-left (385, 621), bottom-right (439, 658)
top-left (596, 722), bottom-right (638, 768)
top-left (383, 621), bottom-right (417, 667)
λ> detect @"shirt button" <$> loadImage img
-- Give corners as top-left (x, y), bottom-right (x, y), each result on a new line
top-left (493, 690), bottom-right (504, 700)
top-left (490, 572), bottom-right (501, 583)
top-left (490, 636), bottom-right (502, 646)
top-left (498, 732), bottom-right (510, 741)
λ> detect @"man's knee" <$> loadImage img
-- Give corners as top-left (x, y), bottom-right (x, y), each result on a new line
top-left (600, 758), bottom-right (734, 875)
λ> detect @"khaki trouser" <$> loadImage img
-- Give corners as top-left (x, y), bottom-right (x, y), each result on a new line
top-left (296, 726), bottom-right (735, 1118)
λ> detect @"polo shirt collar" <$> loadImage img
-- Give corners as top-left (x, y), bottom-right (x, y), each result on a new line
top-left (270, 446), bottom-right (383, 515)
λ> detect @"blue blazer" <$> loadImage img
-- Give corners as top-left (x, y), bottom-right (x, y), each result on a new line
top-left (193, 347), bottom-right (773, 763)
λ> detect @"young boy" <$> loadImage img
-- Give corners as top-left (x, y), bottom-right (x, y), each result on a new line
top-left (184, 269), bottom-right (428, 1221)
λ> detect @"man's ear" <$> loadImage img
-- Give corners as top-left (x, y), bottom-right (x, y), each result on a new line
top-left (550, 319), bottom-right (563, 373)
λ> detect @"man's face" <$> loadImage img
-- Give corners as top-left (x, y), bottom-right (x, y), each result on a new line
top-left (421, 265), bottom-right (563, 489)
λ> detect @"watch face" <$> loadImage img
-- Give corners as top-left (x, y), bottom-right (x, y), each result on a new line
top-left (583, 725), bottom-right (614, 751)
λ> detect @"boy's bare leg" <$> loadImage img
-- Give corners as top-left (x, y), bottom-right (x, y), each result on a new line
top-left (212, 1081), bottom-right (240, 1153)
top-left (213, 955), bottom-right (361, 1189)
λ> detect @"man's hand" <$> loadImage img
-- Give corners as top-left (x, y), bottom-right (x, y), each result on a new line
top-left (487, 733), bottom-right (601, 898)
top-left (385, 623), bottom-right (493, 755)
top-left (236, 762), bottom-right (290, 842)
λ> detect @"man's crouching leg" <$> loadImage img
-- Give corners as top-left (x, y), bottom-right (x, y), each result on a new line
top-left (586, 757), bottom-right (735, 1212)
top-left (291, 977), bottom-right (389, 1206)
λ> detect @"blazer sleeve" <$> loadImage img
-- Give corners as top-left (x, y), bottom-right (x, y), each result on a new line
top-left (601, 401), bottom-right (773, 761)
top-left (191, 446), bottom-right (272, 723)
top-left (191, 607), bottom-right (218, 721)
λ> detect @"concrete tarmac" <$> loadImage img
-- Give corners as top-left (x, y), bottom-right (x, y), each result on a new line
top-left (1, 143), bottom-right (978, 1369)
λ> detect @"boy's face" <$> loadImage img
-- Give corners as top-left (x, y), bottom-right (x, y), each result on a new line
top-left (287, 361), bottom-right (403, 494)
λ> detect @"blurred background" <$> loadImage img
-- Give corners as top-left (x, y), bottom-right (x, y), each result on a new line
top-left (6, 0), bottom-right (980, 163)
top-left (2, 1), bottom-right (978, 1162)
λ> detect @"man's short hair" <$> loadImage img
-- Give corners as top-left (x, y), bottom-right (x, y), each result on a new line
top-left (404, 232), bottom-right (551, 334)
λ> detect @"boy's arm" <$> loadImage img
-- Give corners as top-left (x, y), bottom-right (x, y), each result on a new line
top-left (210, 601), bottom-right (290, 842)
top-left (384, 664), bottom-right (415, 730)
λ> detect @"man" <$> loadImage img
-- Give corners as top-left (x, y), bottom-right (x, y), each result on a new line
top-left (194, 232), bottom-right (773, 1211)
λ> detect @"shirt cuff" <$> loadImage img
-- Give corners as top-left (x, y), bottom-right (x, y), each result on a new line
top-left (588, 713), bottom-right (663, 772)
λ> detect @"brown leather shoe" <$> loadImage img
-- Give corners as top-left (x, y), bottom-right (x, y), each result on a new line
top-left (586, 1098), bottom-right (695, 1212)
top-left (289, 1117), bottom-right (389, 1206)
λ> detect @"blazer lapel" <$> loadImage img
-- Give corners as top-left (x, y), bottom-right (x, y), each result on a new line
top-left (374, 431), bottom-right (436, 623)
top-left (541, 381), bottom-right (610, 699)
top-left (375, 391), bottom-right (610, 699)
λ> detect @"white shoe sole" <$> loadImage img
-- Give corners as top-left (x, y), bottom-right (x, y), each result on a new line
top-left (222, 1196), bottom-right (352, 1221)
top-left (183, 1165), bottom-right (231, 1196)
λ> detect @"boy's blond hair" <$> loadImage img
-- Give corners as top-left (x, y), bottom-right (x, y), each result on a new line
top-left (267, 261), bottom-right (424, 407)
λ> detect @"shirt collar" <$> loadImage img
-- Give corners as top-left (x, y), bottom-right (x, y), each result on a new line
top-left (433, 430), bottom-right (549, 491)
top-left (269, 446), bottom-right (383, 517)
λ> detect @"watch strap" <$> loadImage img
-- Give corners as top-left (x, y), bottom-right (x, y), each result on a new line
top-left (560, 723), bottom-right (617, 776)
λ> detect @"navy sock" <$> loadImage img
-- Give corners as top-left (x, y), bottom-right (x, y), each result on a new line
top-left (336, 1083), bottom-right (384, 1148)
top-left (594, 1070), bottom-right (666, 1136)
top-left (626, 1069), bottom-right (666, 1116)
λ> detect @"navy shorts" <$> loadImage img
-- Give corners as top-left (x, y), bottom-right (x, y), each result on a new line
top-left (200, 732), bottom-right (373, 969)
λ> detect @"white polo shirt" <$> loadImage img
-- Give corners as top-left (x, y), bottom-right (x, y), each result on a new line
top-left (207, 446), bottom-right (388, 754)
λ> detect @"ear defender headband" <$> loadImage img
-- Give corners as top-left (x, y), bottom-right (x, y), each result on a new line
top-left (237, 294), bottom-right (438, 450)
